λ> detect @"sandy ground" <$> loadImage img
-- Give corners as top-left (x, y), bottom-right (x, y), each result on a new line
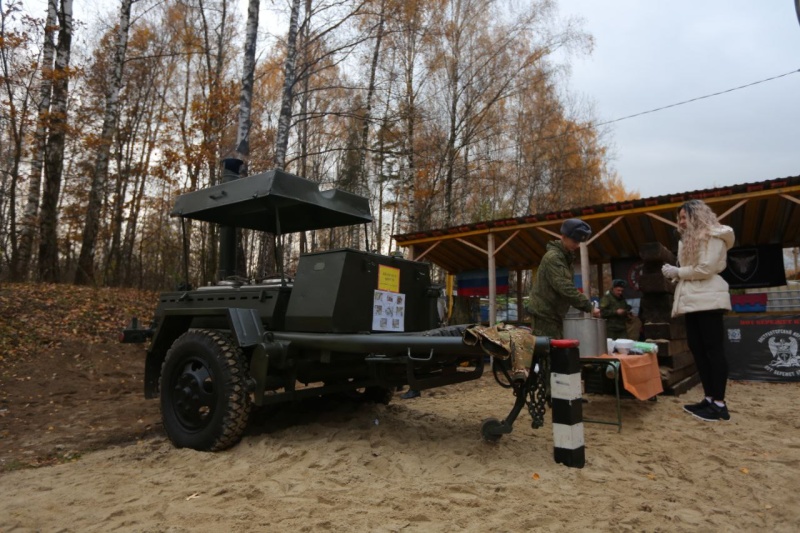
top-left (2, 373), bottom-right (799, 533)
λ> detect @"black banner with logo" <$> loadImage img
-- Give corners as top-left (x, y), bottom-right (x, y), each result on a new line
top-left (724, 315), bottom-right (800, 382)
top-left (611, 259), bottom-right (644, 299)
top-left (721, 245), bottom-right (786, 289)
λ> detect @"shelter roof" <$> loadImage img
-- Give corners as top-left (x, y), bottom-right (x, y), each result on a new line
top-left (393, 175), bottom-right (800, 273)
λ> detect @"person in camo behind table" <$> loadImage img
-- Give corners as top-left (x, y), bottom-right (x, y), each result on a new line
top-left (662, 199), bottom-right (735, 422)
top-left (600, 279), bottom-right (633, 340)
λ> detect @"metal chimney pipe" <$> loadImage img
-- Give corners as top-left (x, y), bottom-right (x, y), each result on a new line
top-left (218, 158), bottom-right (244, 281)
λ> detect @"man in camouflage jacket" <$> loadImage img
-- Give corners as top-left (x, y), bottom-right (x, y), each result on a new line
top-left (527, 218), bottom-right (600, 340)
top-left (599, 279), bottom-right (632, 340)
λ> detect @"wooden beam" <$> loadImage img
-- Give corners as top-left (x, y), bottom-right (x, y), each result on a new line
top-left (586, 216), bottom-right (623, 244)
top-left (413, 241), bottom-right (440, 262)
top-left (488, 233), bottom-right (496, 325)
top-left (580, 242), bottom-right (590, 316)
top-left (538, 226), bottom-right (560, 239)
top-left (717, 199), bottom-right (748, 221)
top-left (494, 230), bottom-right (521, 255)
top-left (781, 193), bottom-right (800, 206)
top-left (596, 262), bottom-right (604, 296)
top-left (456, 237), bottom-right (488, 256)
top-left (516, 269), bottom-right (524, 325)
top-left (646, 212), bottom-right (678, 228)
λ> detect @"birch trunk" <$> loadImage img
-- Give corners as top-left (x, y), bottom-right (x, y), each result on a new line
top-left (75, 0), bottom-right (133, 284)
top-left (357, 0), bottom-right (385, 193)
top-left (235, 0), bottom-right (260, 166)
top-left (37, 0), bottom-right (73, 283)
top-left (14, 0), bottom-right (58, 281)
top-left (273, 0), bottom-right (302, 170)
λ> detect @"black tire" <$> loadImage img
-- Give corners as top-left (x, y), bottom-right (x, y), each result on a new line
top-left (481, 418), bottom-right (503, 443)
top-left (363, 386), bottom-right (394, 405)
top-left (160, 329), bottom-right (251, 451)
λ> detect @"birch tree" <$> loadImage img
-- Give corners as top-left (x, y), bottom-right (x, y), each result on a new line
top-left (74, 0), bottom-right (135, 284)
top-left (37, 0), bottom-right (73, 282)
top-left (273, 0), bottom-right (301, 170)
top-left (13, 0), bottom-right (58, 280)
top-left (355, 0), bottom-right (385, 197)
top-left (0, 0), bottom-right (36, 278)
top-left (433, 0), bottom-right (586, 226)
top-left (385, 0), bottom-right (439, 232)
top-left (234, 0), bottom-right (259, 165)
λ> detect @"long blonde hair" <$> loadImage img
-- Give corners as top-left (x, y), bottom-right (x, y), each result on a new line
top-left (677, 199), bottom-right (721, 266)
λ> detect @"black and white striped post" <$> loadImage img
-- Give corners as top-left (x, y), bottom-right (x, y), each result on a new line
top-left (549, 339), bottom-right (585, 468)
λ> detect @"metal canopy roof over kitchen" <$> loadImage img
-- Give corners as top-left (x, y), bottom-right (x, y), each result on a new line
top-left (171, 169), bottom-right (373, 234)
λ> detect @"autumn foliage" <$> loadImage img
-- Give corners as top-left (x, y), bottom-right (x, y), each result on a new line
top-left (0, 283), bottom-right (157, 363)
top-left (0, 0), bottom-right (638, 290)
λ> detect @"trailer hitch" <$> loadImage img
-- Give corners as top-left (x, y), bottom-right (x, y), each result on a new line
top-left (119, 316), bottom-right (156, 344)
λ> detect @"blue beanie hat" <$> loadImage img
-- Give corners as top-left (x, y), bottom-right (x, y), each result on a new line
top-left (560, 218), bottom-right (592, 242)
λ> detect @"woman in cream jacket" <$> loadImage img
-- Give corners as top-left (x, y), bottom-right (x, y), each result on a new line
top-left (662, 199), bottom-right (735, 422)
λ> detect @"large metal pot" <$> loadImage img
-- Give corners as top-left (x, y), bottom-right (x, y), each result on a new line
top-left (563, 317), bottom-right (607, 357)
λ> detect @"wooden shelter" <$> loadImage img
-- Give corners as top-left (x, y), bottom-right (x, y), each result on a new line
top-left (393, 175), bottom-right (800, 323)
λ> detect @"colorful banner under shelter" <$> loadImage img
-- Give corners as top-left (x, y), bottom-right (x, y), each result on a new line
top-left (456, 268), bottom-right (509, 297)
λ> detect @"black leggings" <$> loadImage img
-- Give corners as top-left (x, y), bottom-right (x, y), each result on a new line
top-left (685, 310), bottom-right (728, 402)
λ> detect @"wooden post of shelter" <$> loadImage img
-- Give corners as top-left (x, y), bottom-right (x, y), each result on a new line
top-left (488, 233), bottom-right (496, 325)
top-left (580, 242), bottom-right (591, 315)
top-left (596, 263), bottom-right (604, 296)
top-left (516, 269), bottom-right (524, 325)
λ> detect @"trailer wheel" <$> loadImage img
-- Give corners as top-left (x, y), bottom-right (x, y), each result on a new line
top-left (363, 386), bottom-right (394, 405)
top-left (481, 418), bottom-right (504, 443)
top-left (160, 329), bottom-right (251, 451)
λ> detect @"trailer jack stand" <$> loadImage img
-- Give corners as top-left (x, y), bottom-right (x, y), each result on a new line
top-left (481, 363), bottom-right (547, 442)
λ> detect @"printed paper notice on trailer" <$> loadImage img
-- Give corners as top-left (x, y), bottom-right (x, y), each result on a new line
top-left (373, 290), bottom-right (406, 332)
top-left (377, 265), bottom-right (401, 293)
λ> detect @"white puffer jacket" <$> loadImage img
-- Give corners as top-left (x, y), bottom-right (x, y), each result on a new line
top-left (671, 225), bottom-right (735, 317)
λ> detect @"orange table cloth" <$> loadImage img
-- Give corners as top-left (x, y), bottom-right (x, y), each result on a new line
top-left (582, 353), bottom-right (664, 400)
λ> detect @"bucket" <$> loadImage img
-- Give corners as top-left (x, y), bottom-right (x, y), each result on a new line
top-left (563, 317), bottom-right (607, 357)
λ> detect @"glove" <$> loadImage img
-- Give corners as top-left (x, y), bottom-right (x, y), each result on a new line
top-left (661, 264), bottom-right (679, 280)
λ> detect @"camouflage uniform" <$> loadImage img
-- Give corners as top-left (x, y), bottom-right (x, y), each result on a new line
top-left (599, 290), bottom-right (632, 340)
top-left (463, 323), bottom-right (536, 375)
top-left (527, 239), bottom-right (593, 393)
top-left (527, 240), bottom-right (593, 339)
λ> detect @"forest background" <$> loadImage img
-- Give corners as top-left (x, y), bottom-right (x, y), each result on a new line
top-left (0, 0), bottom-right (637, 291)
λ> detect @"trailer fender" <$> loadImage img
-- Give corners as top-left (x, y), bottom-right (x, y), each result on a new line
top-left (144, 308), bottom-right (267, 399)
top-left (225, 308), bottom-right (264, 347)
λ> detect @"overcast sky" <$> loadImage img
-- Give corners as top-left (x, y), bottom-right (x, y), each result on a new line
top-left (556, 0), bottom-right (800, 199)
top-left (26, 0), bottom-right (800, 201)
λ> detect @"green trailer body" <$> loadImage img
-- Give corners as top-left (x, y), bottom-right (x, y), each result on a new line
top-left (123, 166), bottom-right (490, 452)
